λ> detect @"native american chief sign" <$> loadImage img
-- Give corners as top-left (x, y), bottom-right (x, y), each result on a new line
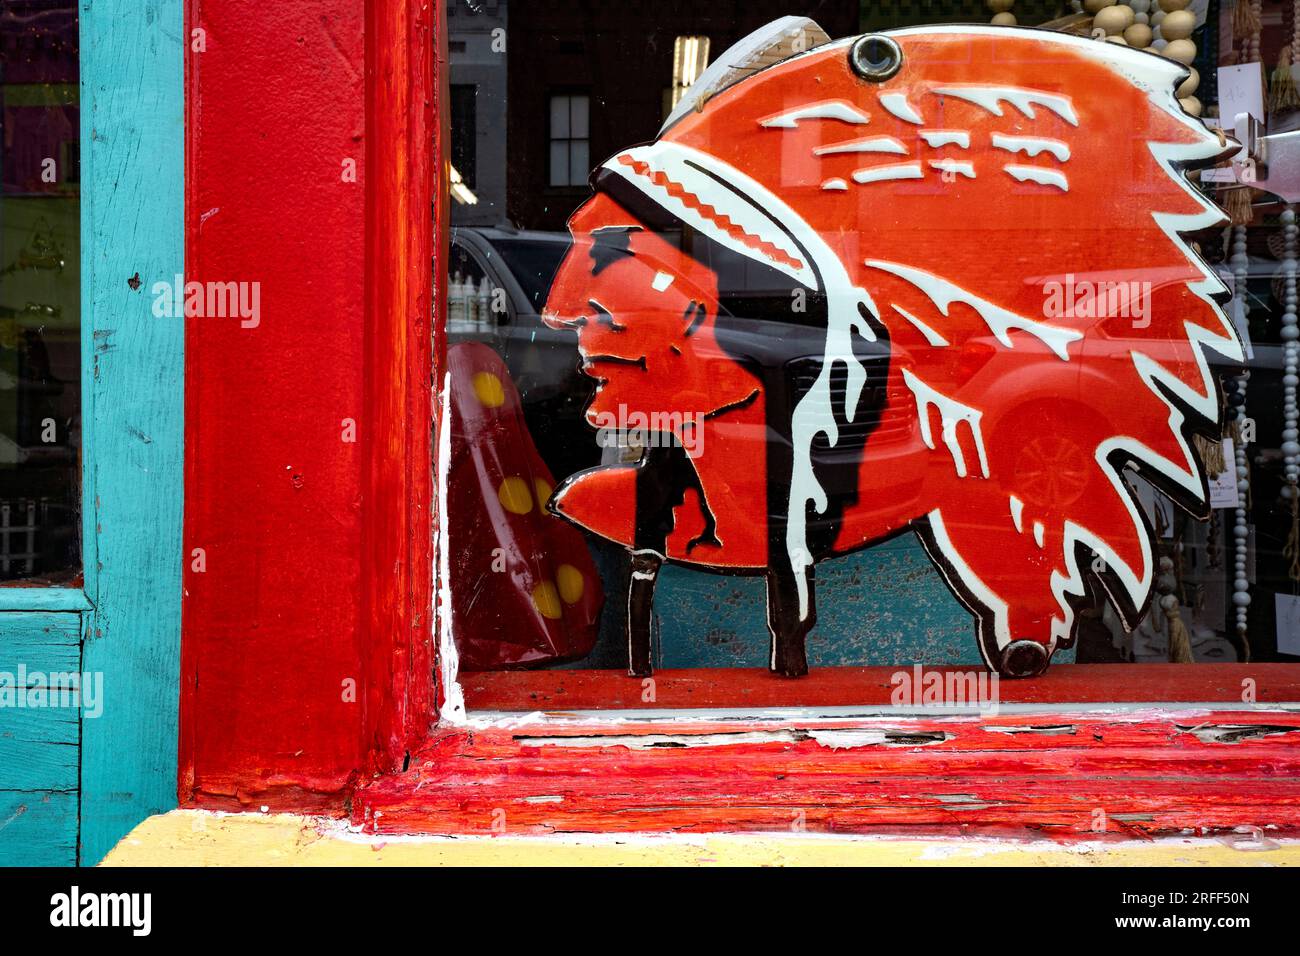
top-left (539, 23), bottom-right (1244, 679)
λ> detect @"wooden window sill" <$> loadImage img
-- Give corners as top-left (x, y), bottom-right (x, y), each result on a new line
top-left (353, 670), bottom-right (1300, 839)
top-left (459, 663), bottom-right (1300, 710)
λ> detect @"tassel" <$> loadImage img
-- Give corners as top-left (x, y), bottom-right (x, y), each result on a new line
top-left (1165, 599), bottom-right (1195, 663)
top-left (1194, 433), bottom-right (1226, 477)
top-left (1272, 46), bottom-right (1300, 112)
top-left (1155, 555), bottom-right (1192, 662)
top-left (1224, 185), bottom-right (1255, 226)
top-left (1234, 0), bottom-right (1262, 44)
top-left (1286, 492), bottom-right (1300, 583)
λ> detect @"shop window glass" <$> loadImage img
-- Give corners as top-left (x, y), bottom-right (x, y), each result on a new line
top-left (442, 0), bottom-right (1300, 707)
top-left (0, 0), bottom-right (80, 583)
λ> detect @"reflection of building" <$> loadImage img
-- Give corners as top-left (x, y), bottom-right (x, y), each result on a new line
top-left (505, 1), bottom-right (861, 232)
top-left (448, 0), bottom-right (508, 225)
top-left (0, 2), bottom-right (81, 578)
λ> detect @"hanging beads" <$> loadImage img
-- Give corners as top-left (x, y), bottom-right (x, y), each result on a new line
top-left (1228, 223), bottom-right (1252, 655)
top-left (1282, 208), bottom-right (1299, 492)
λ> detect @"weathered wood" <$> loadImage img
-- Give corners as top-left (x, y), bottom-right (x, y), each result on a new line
top-left (180, 0), bottom-right (373, 807)
top-left (0, 589), bottom-right (91, 613)
top-left (354, 709), bottom-right (1300, 838)
top-left (461, 662), bottom-right (1300, 710)
top-left (0, 613), bottom-right (81, 676)
top-left (362, 0), bottom-right (435, 771)
top-left (79, 0), bottom-right (185, 864)
top-left (0, 708), bottom-right (79, 794)
top-left (0, 791), bottom-right (77, 866)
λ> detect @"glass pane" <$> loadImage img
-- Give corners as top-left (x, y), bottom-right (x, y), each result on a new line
top-left (444, 0), bottom-right (1300, 694)
top-left (549, 94), bottom-right (569, 138)
top-left (567, 139), bottom-right (587, 189)
top-left (0, 0), bottom-right (81, 583)
top-left (569, 94), bottom-right (589, 139)
top-left (548, 139), bottom-right (568, 187)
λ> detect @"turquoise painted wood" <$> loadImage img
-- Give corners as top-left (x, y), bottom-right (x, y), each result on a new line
top-left (0, 613), bottom-right (82, 866)
top-left (0, 589), bottom-right (91, 613)
top-left (76, 0), bottom-right (185, 865)
top-left (0, 792), bottom-right (78, 867)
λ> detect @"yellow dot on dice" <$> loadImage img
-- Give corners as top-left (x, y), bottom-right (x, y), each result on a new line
top-left (534, 478), bottom-right (554, 508)
top-left (557, 564), bottom-right (585, 604)
top-left (497, 477), bottom-right (532, 514)
top-left (533, 581), bottom-right (562, 620)
top-left (472, 371), bottom-right (505, 408)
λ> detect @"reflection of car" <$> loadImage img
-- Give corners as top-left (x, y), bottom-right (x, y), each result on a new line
top-left (449, 226), bottom-right (598, 479)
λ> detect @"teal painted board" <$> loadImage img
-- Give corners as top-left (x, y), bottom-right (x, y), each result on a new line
top-left (0, 612), bottom-right (82, 795)
top-left (0, 612), bottom-right (81, 674)
top-left (0, 706), bottom-right (79, 793)
top-left (78, 0), bottom-right (185, 864)
top-left (0, 611), bottom-right (81, 867)
top-left (0, 589), bottom-right (91, 613)
top-left (0, 792), bottom-right (77, 867)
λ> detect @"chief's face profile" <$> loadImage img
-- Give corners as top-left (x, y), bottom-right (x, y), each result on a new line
top-left (542, 192), bottom-right (761, 434)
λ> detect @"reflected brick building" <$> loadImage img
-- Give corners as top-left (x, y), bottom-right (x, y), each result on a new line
top-left (504, 1), bottom-right (862, 231)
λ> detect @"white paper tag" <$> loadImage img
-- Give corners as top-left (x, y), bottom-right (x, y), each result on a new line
top-left (1275, 592), bottom-right (1300, 656)
top-left (1208, 438), bottom-right (1241, 509)
top-left (1200, 167), bottom-right (1237, 183)
top-left (1217, 64), bottom-right (1266, 128)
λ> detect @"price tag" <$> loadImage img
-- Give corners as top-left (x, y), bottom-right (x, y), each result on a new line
top-left (1275, 592), bottom-right (1300, 656)
top-left (1208, 438), bottom-right (1240, 509)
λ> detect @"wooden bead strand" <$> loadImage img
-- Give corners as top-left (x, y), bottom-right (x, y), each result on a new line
top-left (1251, 0), bottom-right (1263, 63)
top-left (1159, 3), bottom-right (1198, 66)
top-left (1092, 1), bottom-right (1135, 44)
top-left (988, 0), bottom-right (1016, 26)
top-left (1125, 1), bottom-right (1156, 50)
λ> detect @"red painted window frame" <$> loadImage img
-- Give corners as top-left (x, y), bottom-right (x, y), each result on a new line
top-left (179, 0), bottom-right (1300, 837)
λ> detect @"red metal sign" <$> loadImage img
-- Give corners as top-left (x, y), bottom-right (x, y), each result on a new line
top-left (541, 26), bottom-right (1243, 678)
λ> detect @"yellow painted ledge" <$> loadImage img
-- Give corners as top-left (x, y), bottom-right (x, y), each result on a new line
top-left (100, 811), bottom-right (1300, 866)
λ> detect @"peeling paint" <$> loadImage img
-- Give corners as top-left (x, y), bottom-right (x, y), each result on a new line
top-left (1177, 723), bottom-right (1299, 744)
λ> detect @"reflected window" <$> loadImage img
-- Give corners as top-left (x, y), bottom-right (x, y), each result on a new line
top-left (0, 0), bottom-right (81, 583)
top-left (548, 93), bottom-right (589, 188)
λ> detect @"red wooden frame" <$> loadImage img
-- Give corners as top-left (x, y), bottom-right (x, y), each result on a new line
top-left (179, 0), bottom-right (436, 810)
top-left (460, 664), bottom-right (1300, 710)
top-left (354, 709), bottom-right (1300, 838)
top-left (362, 0), bottom-right (436, 772)
top-left (178, 0), bottom-right (1300, 836)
